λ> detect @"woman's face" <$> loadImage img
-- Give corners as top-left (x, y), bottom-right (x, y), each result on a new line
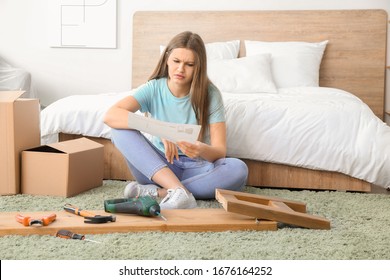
top-left (167, 48), bottom-right (195, 88)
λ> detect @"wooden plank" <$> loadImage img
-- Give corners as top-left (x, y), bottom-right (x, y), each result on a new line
top-left (216, 189), bottom-right (331, 230)
top-left (0, 209), bottom-right (277, 236)
top-left (268, 201), bottom-right (294, 212)
top-left (216, 189), bottom-right (307, 213)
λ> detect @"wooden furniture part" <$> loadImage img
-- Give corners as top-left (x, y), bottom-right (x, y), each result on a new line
top-left (60, 10), bottom-right (389, 192)
top-left (133, 10), bottom-right (387, 119)
top-left (0, 209), bottom-right (277, 236)
top-left (215, 189), bottom-right (331, 230)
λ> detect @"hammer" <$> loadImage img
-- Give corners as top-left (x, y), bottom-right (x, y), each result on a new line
top-left (64, 204), bottom-right (116, 224)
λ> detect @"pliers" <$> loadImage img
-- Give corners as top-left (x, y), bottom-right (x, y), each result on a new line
top-left (15, 213), bottom-right (57, 227)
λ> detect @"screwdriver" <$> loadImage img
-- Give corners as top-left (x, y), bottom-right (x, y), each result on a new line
top-left (56, 229), bottom-right (101, 243)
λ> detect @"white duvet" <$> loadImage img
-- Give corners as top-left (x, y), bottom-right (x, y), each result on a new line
top-left (41, 87), bottom-right (390, 188)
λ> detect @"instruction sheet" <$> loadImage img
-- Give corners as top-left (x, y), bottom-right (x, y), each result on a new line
top-left (128, 112), bottom-right (201, 143)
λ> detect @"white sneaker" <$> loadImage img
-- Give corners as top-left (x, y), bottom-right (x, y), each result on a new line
top-left (124, 181), bottom-right (159, 199)
top-left (159, 187), bottom-right (197, 209)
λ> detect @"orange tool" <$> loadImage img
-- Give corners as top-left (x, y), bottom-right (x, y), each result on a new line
top-left (56, 229), bottom-right (101, 243)
top-left (15, 213), bottom-right (57, 227)
top-left (63, 204), bottom-right (115, 224)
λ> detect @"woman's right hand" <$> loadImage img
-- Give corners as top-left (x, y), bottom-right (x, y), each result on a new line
top-left (162, 139), bottom-right (179, 164)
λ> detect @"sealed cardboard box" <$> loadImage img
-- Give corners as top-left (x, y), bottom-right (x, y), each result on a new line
top-left (21, 137), bottom-right (104, 197)
top-left (0, 91), bottom-right (40, 195)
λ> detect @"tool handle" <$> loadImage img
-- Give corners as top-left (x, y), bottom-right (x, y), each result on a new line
top-left (56, 229), bottom-right (85, 240)
top-left (64, 204), bottom-right (95, 218)
top-left (104, 197), bottom-right (161, 217)
top-left (42, 213), bottom-right (57, 226)
top-left (15, 213), bottom-right (57, 226)
top-left (15, 214), bottom-right (30, 226)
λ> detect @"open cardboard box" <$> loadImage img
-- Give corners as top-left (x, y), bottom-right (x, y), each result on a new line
top-left (0, 91), bottom-right (40, 195)
top-left (22, 137), bottom-right (104, 197)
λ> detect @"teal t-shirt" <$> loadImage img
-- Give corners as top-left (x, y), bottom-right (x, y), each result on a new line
top-left (133, 77), bottom-right (225, 153)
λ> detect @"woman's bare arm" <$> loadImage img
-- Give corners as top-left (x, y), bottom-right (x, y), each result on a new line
top-left (104, 96), bottom-right (141, 129)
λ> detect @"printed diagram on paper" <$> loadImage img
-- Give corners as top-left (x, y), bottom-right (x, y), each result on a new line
top-left (48, 0), bottom-right (117, 48)
top-left (128, 112), bottom-right (201, 144)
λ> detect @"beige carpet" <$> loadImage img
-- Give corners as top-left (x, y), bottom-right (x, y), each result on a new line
top-left (0, 180), bottom-right (389, 260)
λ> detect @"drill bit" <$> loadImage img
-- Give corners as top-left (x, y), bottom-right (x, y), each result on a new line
top-left (157, 212), bottom-right (167, 221)
top-left (83, 238), bottom-right (101, 244)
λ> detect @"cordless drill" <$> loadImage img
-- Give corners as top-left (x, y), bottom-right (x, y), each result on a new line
top-left (104, 196), bottom-right (167, 220)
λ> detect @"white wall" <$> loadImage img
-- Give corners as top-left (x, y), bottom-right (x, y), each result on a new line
top-left (0, 0), bottom-right (389, 112)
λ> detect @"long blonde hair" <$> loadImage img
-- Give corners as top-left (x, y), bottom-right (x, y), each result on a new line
top-left (149, 31), bottom-right (210, 141)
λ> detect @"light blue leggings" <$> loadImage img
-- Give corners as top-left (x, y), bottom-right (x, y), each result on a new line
top-left (111, 129), bottom-right (248, 199)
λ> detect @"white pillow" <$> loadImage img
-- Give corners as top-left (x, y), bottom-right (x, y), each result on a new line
top-left (205, 40), bottom-right (240, 60)
top-left (208, 53), bottom-right (277, 93)
top-left (245, 40), bottom-right (328, 88)
top-left (160, 40), bottom-right (240, 61)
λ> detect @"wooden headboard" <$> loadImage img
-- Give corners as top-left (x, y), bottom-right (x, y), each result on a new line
top-left (132, 10), bottom-right (388, 119)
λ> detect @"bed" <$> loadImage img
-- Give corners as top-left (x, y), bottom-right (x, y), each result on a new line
top-left (41, 10), bottom-right (389, 192)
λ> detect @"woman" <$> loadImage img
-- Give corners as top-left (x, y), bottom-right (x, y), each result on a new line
top-left (104, 31), bottom-right (248, 209)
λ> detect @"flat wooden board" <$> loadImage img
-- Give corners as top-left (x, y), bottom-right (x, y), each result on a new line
top-left (0, 209), bottom-right (277, 236)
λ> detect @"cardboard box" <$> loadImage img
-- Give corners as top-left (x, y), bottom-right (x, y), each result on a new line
top-left (0, 91), bottom-right (40, 195)
top-left (21, 137), bottom-right (104, 197)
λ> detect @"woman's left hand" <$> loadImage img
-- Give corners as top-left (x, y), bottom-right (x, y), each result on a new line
top-left (162, 138), bottom-right (179, 164)
top-left (177, 141), bottom-right (203, 159)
